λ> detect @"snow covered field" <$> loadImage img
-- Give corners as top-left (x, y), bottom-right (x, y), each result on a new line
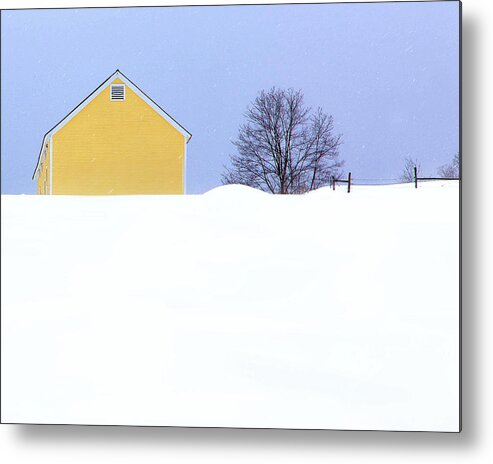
top-left (1, 181), bottom-right (459, 431)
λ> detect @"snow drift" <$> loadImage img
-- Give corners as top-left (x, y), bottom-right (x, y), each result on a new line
top-left (1, 181), bottom-right (459, 430)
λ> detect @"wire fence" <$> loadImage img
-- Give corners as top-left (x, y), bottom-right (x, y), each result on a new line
top-left (332, 168), bottom-right (460, 192)
top-left (350, 179), bottom-right (403, 185)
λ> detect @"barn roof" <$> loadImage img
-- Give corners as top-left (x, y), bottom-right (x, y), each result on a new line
top-left (33, 70), bottom-right (192, 180)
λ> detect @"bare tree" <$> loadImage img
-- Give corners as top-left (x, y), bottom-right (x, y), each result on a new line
top-left (437, 153), bottom-right (460, 178)
top-left (222, 88), bottom-right (343, 194)
top-left (400, 156), bottom-right (421, 183)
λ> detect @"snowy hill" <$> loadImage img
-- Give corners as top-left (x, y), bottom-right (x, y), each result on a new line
top-left (1, 181), bottom-right (459, 431)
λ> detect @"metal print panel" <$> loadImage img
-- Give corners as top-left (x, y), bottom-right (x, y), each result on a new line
top-left (0, 1), bottom-right (461, 431)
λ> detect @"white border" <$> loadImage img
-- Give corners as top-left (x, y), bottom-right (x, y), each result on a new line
top-left (49, 135), bottom-right (53, 194)
top-left (183, 135), bottom-right (187, 194)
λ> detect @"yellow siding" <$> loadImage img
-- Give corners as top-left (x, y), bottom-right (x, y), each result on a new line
top-left (50, 78), bottom-right (185, 195)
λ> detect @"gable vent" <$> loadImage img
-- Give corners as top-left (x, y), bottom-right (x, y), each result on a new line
top-left (110, 84), bottom-right (125, 101)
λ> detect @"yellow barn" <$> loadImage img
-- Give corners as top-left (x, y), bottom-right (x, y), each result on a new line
top-left (33, 70), bottom-right (192, 195)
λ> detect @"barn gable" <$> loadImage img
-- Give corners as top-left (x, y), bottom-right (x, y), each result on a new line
top-left (33, 70), bottom-right (191, 181)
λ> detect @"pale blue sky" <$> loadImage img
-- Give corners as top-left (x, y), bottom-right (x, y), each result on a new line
top-left (1, 2), bottom-right (459, 194)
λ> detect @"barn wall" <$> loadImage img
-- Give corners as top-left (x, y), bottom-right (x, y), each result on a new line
top-left (51, 78), bottom-right (185, 195)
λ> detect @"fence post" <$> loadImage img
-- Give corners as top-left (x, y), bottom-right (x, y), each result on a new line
top-left (332, 176), bottom-right (335, 191)
top-left (347, 172), bottom-right (351, 193)
top-left (414, 166), bottom-right (418, 189)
